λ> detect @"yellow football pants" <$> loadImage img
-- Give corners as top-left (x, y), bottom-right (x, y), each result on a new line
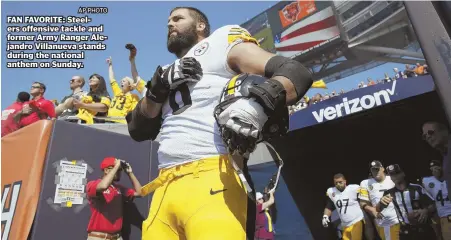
top-left (141, 155), bottom-right (248, 240)
top-left (342, 220), bottom-right (363, 240)
top-left (376, 224), bottom-right (400, 240)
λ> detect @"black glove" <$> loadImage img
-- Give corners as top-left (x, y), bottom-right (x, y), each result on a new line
top-left (146, 57), bottom-right (203, 103)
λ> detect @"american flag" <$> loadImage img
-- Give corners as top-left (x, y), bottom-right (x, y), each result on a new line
top-left (275, 7), bottom-right (340, 58)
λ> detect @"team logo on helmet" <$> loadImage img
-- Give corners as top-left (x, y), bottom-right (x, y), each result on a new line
top-left (332, 192), bottom-right (335, 198)
top-left (429, 182), bottom-right (435, 188)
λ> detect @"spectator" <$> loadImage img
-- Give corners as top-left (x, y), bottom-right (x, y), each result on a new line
top-left (393, 68), bottom-right (405, 80)
top-left (404, 64), bottom-right (417, 78)
top-left (55, 75), bottom-right (87, 118)
top-left (367, 77), bottom-right (376, 86)
top-left (339, 89), bottom-right (345, 95)
top-left (1, 92), bottom-right (30, 137)
top-left (422, 122), bottom-right (451, 205)
top-left (422, 160), bottom-right (451, 240)
top-left (105, 57), bottom-right (141, 123)
top-left (86, 157), bottom-right (142, 240)
top-left (414, 63), bottom-right (425, 76)
top-left (14, 82), bottom-right (56, 128)
top-left (255, 191), bottom-right (275, 240)
top-left (74, 74), bottom-right (111, 124)
top-left (127, 44), bottom-right (147, 97)
top-left (423, 64), bottom-right (430, 75)
top-left (384, 73), bottom-right (392, 83)
top-left (378, 164), bottom-right (436, 239)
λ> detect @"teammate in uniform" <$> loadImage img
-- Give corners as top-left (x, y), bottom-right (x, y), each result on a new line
top-left (359, 161), bottom-right (400, 240)
top-left (322, 173), bottom-right (364, 240)
top-left (422, 160), bottom-right (451, 239)
top-left (126, 7), bottom-right (312, 240)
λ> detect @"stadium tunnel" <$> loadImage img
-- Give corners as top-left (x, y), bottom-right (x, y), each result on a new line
top-left (271, 83), bottom-right (448, 239)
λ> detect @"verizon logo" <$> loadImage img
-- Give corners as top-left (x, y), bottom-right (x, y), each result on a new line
top-left (312, 81), bottom-right (397, 123)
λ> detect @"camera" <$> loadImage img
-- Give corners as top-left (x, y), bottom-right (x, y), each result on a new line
top-left (120, 160), bottom-right (129, 170)
top-left (125, 43), bottom-right (136, 50)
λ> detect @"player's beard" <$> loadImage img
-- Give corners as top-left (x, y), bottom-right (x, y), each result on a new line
top-left (167, 23), bottom-right (198, 56)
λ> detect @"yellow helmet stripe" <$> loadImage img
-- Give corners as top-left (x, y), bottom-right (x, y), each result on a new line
top-left (227, 75), bottom-right (240, 95)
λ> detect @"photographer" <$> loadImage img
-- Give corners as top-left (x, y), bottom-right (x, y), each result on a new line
top-left (86, 157), bottom-right (142, 240)
top-left (255, 191), bottom-right (275, 240)
top-left (377, 164), bottom-right (436, 240)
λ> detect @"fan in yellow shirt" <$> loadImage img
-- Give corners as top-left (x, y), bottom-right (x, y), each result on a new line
top-left (106, 56), bottom-right (145, 123)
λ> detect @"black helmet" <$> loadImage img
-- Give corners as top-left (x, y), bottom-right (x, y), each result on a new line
top-left (214, 73), bottom-right (289, 154)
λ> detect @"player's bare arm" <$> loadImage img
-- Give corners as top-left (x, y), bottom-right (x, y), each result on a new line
top-left (73, 100), bottom-right (108, 113)
top-left (227, 42), bottom-right (313, 105)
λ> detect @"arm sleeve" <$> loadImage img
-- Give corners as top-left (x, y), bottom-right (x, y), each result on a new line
top-left (126, 98), bottom-right (162, 142)
top-left (86, 180), bottom-right (100, 198)
top-left (326, 198), bottom-right (336, 211)
top-left (40, 100), bottom-right (56, 118)
top-left (359, 181), bottom-right (370, 201)
top-left (100, 96), bottom-right (111, 107)
top-left (418, 185), bottom-right (434, 206)
top-left (110, 80), bottom-right (122, 97)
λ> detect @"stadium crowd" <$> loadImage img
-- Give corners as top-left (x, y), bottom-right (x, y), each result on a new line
top-left (288, 63), bottom-right (431, 115)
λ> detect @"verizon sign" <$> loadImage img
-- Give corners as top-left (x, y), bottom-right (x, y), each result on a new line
top-left (289, 76), bottom-right (436, 131)
top-left (312, 81), bottom-right (396, 123)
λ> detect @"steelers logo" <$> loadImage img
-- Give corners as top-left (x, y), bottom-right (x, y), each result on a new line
top-left (369, 185), bottom-right (373, 191)
top-left (194, 42), bottom-right (209, 56)
top-left (332, 193), bottom-right (335, 197)
top-left (429, 182), bottom-right (435, 188)
top-left (388, 165), bottom-right (394, 171)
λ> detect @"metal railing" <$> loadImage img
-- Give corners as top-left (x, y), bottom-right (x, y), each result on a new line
top-left (57, 115), bottom-right (126, 124)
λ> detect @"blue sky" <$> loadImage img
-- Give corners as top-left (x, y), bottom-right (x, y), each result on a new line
top-left (1, 1), bottom-right (407, 110)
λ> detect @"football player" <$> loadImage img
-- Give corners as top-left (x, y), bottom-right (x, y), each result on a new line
top-left (126, 7), bottom-right (313, 240)
top-left (359, 161), bottom-right (400, 240)
top-left (422, 160), bottom-right (451, 240)
top-left (323, 173), bottom-right (364, 240)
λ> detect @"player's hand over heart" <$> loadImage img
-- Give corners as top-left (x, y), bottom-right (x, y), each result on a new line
top-left (146, 57), bottom-right (202, 103)
top-left (162, 57), bottom-right (203, 90)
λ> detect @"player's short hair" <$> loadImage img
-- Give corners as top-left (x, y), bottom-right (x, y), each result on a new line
top-left (423, 121), bottom-right (449, 132)
top-left (17, 91), bottom-right (30, 103)
top-left (171, 7), bottom-right (210, 37)
top-left (333, 173), bottom-right (346, 180)
top-left (33, 81), bottom-right (46, 92)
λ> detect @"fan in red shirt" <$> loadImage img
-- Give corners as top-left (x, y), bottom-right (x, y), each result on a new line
top-left (86, 157), bottom-right (142, 240)
top-left (14, 82), bottom-right (56, 128)
top-left (1, 92), bottom-right (30, 137)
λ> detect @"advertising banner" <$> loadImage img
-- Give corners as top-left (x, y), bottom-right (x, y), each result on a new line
top-left (278, 0), bottom-right (317, 28)
top-left (289, 76), bottom-right (436, 131)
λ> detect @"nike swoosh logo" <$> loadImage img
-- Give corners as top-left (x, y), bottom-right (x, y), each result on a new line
top-left (210, 188), bottom-right (228, 195)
